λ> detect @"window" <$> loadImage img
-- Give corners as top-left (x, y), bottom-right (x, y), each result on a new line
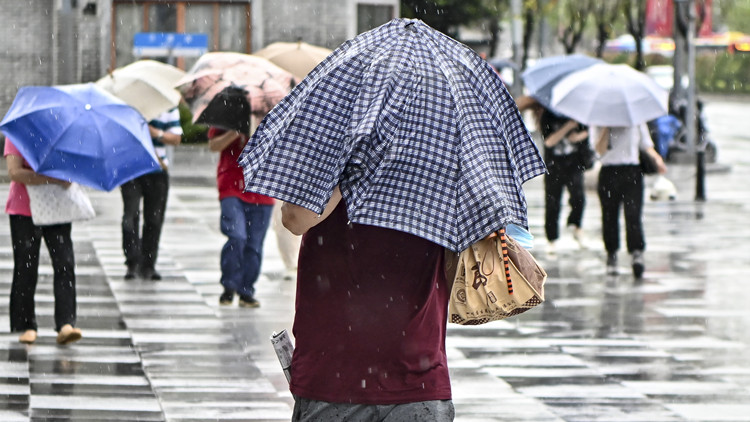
top-left (112, 1), bottom-right (250, 70)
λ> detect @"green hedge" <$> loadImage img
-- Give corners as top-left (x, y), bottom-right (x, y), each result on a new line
top-left (696, 52), bottom-right (750, 93)
top-left (178, 103), bottom-right (208, 144)
top-left (604, 51), bottom-right (750, 94)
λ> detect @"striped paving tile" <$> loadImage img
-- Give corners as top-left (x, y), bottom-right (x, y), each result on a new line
top-left (0, 213), bottom-right (164, 422)
top-left (86, 186), bottom-right (294, 421)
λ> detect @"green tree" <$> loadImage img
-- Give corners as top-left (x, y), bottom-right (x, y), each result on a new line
top-left (558, 0), bottom-right (595, 54)
top-left (715, 0), bottom-right (750, 33)
top-left (401, 0), bottom-right (487, 37)
top-left (593, 0), bottom-right (622, 58)
top-left (483, 0), bottom-right (510, 58)
top-left (622, 0), bottom-right (647, 70)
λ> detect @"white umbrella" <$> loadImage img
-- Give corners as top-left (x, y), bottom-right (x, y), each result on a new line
top-left (550, 63), bottom-right (668, 127)
top-left (96, 60), bottom-right (185, 121)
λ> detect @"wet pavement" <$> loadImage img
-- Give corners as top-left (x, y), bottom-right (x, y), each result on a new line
top-left (0, 96), bottom-right (748, 421)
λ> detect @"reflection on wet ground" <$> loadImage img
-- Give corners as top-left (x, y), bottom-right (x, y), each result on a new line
top-left (0, 99), bottom-right (748, 421)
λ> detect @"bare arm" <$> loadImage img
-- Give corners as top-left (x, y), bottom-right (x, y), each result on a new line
top-left (281, 186), bottom-right (342, 235)
top-left (149, 125), bottom-right (182, 146)
top-left (567, 129), bottom-right (589, 143)
top-left (543, 120), bottom-right (579, 147)
top-left (6, 154), bottom-right (70, 187)
top-left (208, 130), bottom-right (243, 152)
top-left (594, 127), bottom-right (611, 156)
top-left (645, 147), bottom-right (668, 174)
top-left (514, 95), bottom-right (538, 112)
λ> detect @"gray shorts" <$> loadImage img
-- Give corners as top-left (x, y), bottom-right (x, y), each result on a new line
top-left (292, 397), bottom-right (455, 422)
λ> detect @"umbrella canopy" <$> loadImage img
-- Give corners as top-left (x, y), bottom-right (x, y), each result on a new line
top-left (239, 18), bottom-right (546, 253)
top-left (521, 54), bottom-right (602, 107)
top-left (96, 59), bottom-right (185, 121)
top-left (550, 63), bottom-right (669, 127)
top-left (253, 41), bottom-right (333, 80)
top-left (0, 83), bottom-right (160, 191)
top-left (175, 52), bottom-right (296, 122)
top-left (194, 85), bottom-right (252, 136)
top-left (487, 57), bottom-right (519, 72)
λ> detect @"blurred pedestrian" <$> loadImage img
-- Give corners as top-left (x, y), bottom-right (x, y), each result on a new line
top-left (4, 138), bottom-right (82, 345)
top-left (271, 201), bottom-right (301, 280)
top-left (120, 107), bottom-right (182, 280)
top-left (591, 124), bottom-right (666, 278)
top-left (539, 108), bottom-right (591, 252)
top-left (207, 127), bottom-right (273, 307)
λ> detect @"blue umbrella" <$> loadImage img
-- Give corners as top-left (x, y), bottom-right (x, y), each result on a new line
top-left (0, 83), bottom-right (160, 191)
top-left (239, 18), bottom-right (546, 253)
top-left (521, 54), bottom-right (602, 107)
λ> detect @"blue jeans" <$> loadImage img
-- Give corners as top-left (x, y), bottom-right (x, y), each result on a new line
top-left (219, 197), bottom-right (273, 297)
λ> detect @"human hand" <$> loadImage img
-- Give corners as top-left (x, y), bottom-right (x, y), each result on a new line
top-left (657, 160), bottom-right (668, 175)
top-left (47, 176), bottom-right (72, 188)
top-left (647, 149), bottom-right (668, 175)
top-left (148, 125), bottom-right (163, 139)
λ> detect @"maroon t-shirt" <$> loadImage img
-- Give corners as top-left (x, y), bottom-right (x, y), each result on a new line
top-left (290, 203), bottom-right (451, 404)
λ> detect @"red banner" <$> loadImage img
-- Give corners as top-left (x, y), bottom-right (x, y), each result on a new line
top-left (646, 0), bottom-right (713, 37)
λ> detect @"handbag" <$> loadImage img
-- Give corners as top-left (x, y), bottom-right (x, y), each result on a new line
top-left (448, 228), bottom-right (547, 325)
top-left (639, 149), bottom-right (659, 175)
top-left (26, 182), bottom-right (96, 226)
top-left (576, 140), bottom-right (596, 170)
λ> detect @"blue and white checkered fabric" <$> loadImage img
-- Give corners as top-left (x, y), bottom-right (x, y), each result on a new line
top-left (239, 18), bottom-right (546, 252)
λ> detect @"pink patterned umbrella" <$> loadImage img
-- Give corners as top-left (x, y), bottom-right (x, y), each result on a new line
top-left (176, 52), bottom-right (297, 121)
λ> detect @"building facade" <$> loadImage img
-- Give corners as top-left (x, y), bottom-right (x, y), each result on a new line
top-left (0, 0), bottom-right (399, 116)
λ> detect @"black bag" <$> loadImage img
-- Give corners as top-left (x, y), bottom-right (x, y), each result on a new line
top-left (576, 141), bottom-right (596, 170)
top-left (639, 149), bottom-right (659, 175)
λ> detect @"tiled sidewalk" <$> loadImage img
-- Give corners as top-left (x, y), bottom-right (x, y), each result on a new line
top-left (0, 98), bottom-right (747, 421)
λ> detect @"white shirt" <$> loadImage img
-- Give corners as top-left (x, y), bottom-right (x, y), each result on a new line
top-left (590, 124), bottom-right (654, 166)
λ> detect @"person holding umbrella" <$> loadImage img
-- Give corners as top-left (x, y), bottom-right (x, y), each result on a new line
top-left (539, 107), bottom-right (591, 252)
top-left (120, 107), bottom-right (183, 280)
top-left (591, 124), bottom-right (666, 278)
top-left (239, 19), bottom-right (546, 420)
top-left (4, 138), bottom-right (83, 345)
top-left (549, 63), bottom-right (670, 279)
top-left (208, 126), bottom-right (274, 307)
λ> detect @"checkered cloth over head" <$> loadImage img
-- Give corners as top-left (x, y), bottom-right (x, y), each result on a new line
top-left (239, 18), bottom-right (546, 252)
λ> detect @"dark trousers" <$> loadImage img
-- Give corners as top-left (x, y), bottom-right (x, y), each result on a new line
top-left (544, 160), bottom-right (586, 241)
top-left (597, 165), bottom-right (645, 254)
top-left (9, 215), bottom-right (76, 332)
top-left (120, 171), bottom-right (169, 271)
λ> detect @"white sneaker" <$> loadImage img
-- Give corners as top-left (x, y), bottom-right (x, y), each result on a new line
top-left (547, 240), bottom-right (557, 256)
top-left (568, 225), bottom-right (585, 249)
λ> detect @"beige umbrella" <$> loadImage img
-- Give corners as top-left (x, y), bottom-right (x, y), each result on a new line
top-left (96, 59), bottom-right (185, 121)
top-left (253, 41), bottom-right (333, 80)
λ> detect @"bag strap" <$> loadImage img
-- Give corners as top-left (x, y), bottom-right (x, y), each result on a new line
top-left (498, 227), bottom-right (513, 295)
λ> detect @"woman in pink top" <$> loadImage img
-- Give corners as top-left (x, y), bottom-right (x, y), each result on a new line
top-left (4, 138), bottom-right (82, 345)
